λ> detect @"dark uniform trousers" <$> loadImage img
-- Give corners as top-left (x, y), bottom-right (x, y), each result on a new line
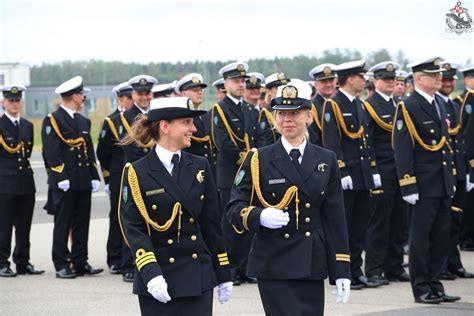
top-left (226, 140), bottom-right (350, 316)
top-left (364, 92), bottom-right (407, 277)
top-left (393, 91), bottom-right (455, 297)
top-left (454, 90), bottom-right (474, 245)
top-left (119, 150), bottom-right (231, 315)
top-left (212, 97), bottom-right (266, 278)
top-left (111, 104), bottom-right (151, 274)
top-left (41, 106), bottom-right (100, 270)
top-left (438, 94), bottom-right (468, 272)
top-left (96, 109), bottom-right (124, 267)
top-left (0, 116), bottom-right (36, 269)
top-left (322, 91), bottom-right (376, 279)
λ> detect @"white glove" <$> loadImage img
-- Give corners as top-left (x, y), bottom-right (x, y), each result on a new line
top-left (147, 275), bottom-right (171, 303)
top-left (403, 193), bottom-right (419, 205)
top-left (467, 174), bottom-right (474, 192)
top-left (335, 278), bottom-right (351, 303)
top-left (217, 281), bottom-right (233, 304)
top-left (341, 176), bottom-right (353, 190)
top-left (91, 180), bottom-right (100, 193)
top-left (373, 174), bottom-right (382, 188)
top-left (259, 207), bottom-right (290, 229)
top-left (58, 179), bottom-right (70, 192)
top-left (105, 184), bottom-right (110, 195)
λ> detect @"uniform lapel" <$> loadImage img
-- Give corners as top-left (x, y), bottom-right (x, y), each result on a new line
top-left (57, 107), bottom-right (78, 136)
top-left (414, 91), bottom-right (440, 124)
top-left (299, 143), bottom-right (321, 185)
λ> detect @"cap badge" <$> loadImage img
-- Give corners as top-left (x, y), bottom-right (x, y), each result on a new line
top-left (433, 58), bottom-right (440, 66)
top-left (10, 87), bottom-right (18, 94)
top-left (277, 73), bottom-right (285, 80)
top-left (281, 86), bottom-right (298, 99)
top-left (237, 64), bottom-right (245, 71)
top-left (191, 76), bottom-right (200, 84)
top-left (187, 99), bottom-right (194, 109)
top-left (249, 76), bottom-right (257, 85)
top-left (139, 78), bottom-right (147, 86)
top-left (386, 64), bottom-right (394, 72)
top-left (444, 63), bottom-right (451, 71)
top-left (323, 66), bottom-right (332, 75)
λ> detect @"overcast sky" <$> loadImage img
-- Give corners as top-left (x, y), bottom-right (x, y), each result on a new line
top-left (1, 0), bottom-right (473, 67)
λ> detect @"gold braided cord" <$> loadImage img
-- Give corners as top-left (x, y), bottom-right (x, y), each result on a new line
top-left (326, 100), bottom-right (364, 139)
top-left (311, 104), bottom-right (322, 130)
top-left (258, 108), bottom-right (277, 142)
top-left (211, 104), bottom-right (251, 152)
top-left (48, 114), bottom-right (85, 148)
top-left (250, 150), bottom-right (300, 230)
top-left (364, 101), bottom-right (393, 132)
top-left (0, 134), bottom-right (23, 154)
top-left (119, 112), bottom-right (154, 148)
top-left (105, 117), bottom-right (120, 140)
top-left (459, 91), bottom-right (474, 129)
top-left (400, 102), bottom-right (447, 151)
top-left (448, 124), bottom-right (461, 135)
top-left (191, 135), bottom-right (210, 142)
top-left (127, 164), bottom-right (183, 240)
top-left (240, 206), bottom-right (256, 231)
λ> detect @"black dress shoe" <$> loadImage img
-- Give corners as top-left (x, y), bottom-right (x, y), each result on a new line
top-left (350, 282), bottom-right (364, 290)
top-left (460, 243), bottom-right (474, 251)
top-left (109, 265), bottom-right (121, 274)
top-left (353, 275), bottom-right (380, 288)
top-left (74, 264), bottom-right (103, 276)
top-left (386, 271), bottom-right (410, 282)
top-left (368, 275), bottom-right (389, 286)
top-left (122, 271), bottom-right (134, 283)
top-left (436, 292), bottom-right (461, 303)
top-left (453, 267), bottom-right (474, 278)
top-left (440, 271), bottom-right (457, 280)
top-left (17, 264), bottom-right (45, 275)
top-left (415, 292), bottom-right (443, 304)
top-left (243, 276), bottom-right (258, 284)
top-left (232, 275), bottom-right (243, 286)
top-left (0, 267), bottom-right (17, 277)
top-left (56, 268), bottom-right (77, 279)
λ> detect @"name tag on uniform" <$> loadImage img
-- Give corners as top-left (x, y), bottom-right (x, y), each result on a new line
top-left (422, 120), bottom-right (434, 124)
top-left (82, 131), bottom-right (89, 134)
top-left (381, 115), bottom-right (391, 118)
top-left (146, 188), bottom-right (165, 196)
top-left (231, 118), bottom-right (240, 122)
top-left (342, 113), bottom-right (352, 116)
top-left (269, 178), bottom-right (285, 185)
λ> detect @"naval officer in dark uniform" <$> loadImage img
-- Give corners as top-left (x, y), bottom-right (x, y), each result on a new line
top-left (111, 74), bottom-right (157, 282)
top-left (175, 73), bottom-right (217, 177)
top-left (322, 60), bottom-right (381, 289)
top-left (393, 57), bottom-right (460, 304)
top-left (41, 76), bottom-right (102, 279)
top-left (211, 61), bottom-right (266, 285)
top-left (0, 85), bottom-right (43, 277)
top-left (436, 62), bottom-right (474, 279)
top-left (119, 97), bottom-right (232, 315)
top-left (308, 63), bottom-right (337, 146)
top-left (363, 61), bottom-right (409, 285)
top-left (227, 79), bottom-right (351, 316)
top-left (96, 82), bottom-right (134, 274)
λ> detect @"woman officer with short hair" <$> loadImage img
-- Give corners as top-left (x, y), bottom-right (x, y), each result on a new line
top-left (119, 97), bottom-right (232, 315)
top-left (226, 79), bottom-right (351, 316)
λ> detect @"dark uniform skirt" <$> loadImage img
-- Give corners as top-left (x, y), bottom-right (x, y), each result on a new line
top-left (138, 289), bottom-right (213, 316)
top-left (257, 278), bottom-right (324, 316)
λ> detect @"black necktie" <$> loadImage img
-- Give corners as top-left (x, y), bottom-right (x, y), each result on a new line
top-left (289, 149), bottom-right (301, 171)
top-left (13, 120), bottom-right (19, 138)
top-left (14, 120), bottom-right (19, 128)
top-left (171, 154), bottom-right (180, 182)
top-left (431, 100), bottom-right (441, 119)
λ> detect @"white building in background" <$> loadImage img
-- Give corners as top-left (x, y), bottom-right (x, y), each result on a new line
top-left (0, 63), bottom-right (31, 86)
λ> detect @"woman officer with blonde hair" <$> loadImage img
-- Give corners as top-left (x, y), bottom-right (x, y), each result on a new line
top-left (226, 79), bottom-right (351, 315)
top-left (119, 97), bottom-right (232, 315)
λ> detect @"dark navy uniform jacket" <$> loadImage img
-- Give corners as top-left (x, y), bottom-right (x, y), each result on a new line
top-left (307, 94), bottom-right (325, 146)
top-left (322, 90), bottom-right (376, 190)
top-left (0, 115), bottom-right (35, 194)
top-left (226, 139), bottom-right (350, 284)
top-left (454, 90), bottom-right (474, 178)
top-left (212, 96), bottom-right (266, 189)
top-left (41, 106), bottom-right (99, 191)
top-left (119, 150), bottom-right (231, 298)
top-left (392, 91), bottom-right (455, 198)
